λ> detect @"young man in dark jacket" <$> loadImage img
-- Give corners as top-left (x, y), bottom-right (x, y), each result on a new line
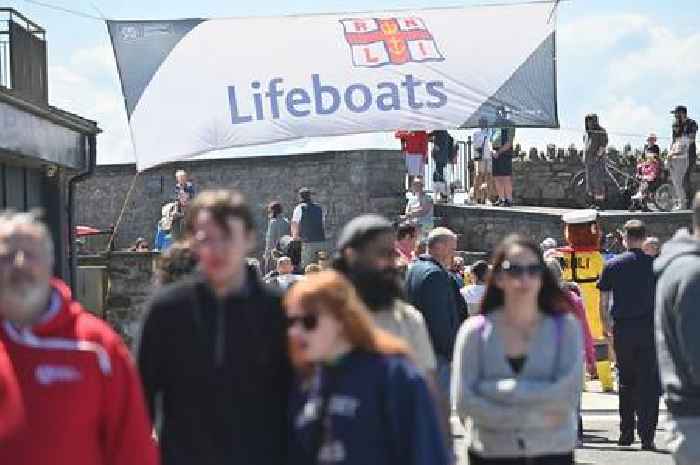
top-left (405, 227), bottom-right (467, 396)
top-left (138, 190), bottom-right (292, 465)
top-left (655, 192), bottom-right (700, 464)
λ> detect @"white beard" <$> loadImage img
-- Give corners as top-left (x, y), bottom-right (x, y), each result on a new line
top-left (0, 283), bottom-right (51, 324)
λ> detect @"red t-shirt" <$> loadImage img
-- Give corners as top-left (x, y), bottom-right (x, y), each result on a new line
top-left (395, 130), bottom-right (428, 158)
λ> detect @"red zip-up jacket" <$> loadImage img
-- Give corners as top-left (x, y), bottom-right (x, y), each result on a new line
top-left (0, 279), bottom-right (159, 465)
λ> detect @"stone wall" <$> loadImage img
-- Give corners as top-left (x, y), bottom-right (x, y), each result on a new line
top-left (503, 158), bottom-right (700, 208)
top-left (510, 158), bottom-right (585, 207)
top-left (437, 204), bottom-right (693, 253)
top-left (75, 150), bottom-right (405, 257)
top-left (78, 252), bottom-right (157, 346)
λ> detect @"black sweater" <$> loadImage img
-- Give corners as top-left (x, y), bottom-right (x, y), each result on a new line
top-left (138, 267), bottom-right (292, 465)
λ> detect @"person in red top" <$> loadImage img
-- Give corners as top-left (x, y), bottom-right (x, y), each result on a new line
top-left (0, 211), bottom-right (158, 465)
top-left (395, 130), bottom-right (428, 187)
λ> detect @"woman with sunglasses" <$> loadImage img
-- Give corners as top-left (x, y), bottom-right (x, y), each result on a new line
top-left (452, 235), bottom-right (583, 465)
top-left (286, 271), bottom-right (449, 465)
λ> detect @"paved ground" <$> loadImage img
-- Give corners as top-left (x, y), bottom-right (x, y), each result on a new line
top-left (454, 381), bottom-right (674, 465)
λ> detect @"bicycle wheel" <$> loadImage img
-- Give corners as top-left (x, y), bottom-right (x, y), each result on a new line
top-left (570, 171), bottom-right (590, 208)
top-left (653, 183), bottom-right (676, 212)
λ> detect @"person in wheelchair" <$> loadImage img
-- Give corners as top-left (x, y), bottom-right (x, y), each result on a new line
top-left (631, 150), bottom-right (662, 208)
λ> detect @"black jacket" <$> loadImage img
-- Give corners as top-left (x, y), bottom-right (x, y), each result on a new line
top-left (138, 266), bottom-right (292, 465)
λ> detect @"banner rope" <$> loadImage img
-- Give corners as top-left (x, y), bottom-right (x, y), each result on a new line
top-left (18, 0), bottom-right (572, 22)
top-left (106, 171), bottom-right (139, 252)
top-left (19, 0), bottom-right (104, 20)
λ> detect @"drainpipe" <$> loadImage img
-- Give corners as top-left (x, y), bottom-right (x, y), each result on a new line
top-left (67, 133), bottom-right (97, 290)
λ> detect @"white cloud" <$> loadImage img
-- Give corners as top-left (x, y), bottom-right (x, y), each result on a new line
top-left (559, 14), bottom-right (649, 56)
top-left (70, 45), bottom-right (116, 76)
top-left (608, 26), bottom-right (700, 92)
top-left (48, 56), bottom-right (135, 165)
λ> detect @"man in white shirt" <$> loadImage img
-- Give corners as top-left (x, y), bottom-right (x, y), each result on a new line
top-left (472, 118), bottom-right (493, 205)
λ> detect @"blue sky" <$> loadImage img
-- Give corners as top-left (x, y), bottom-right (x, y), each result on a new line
top-left (5, 0), bottom-right (700, 164)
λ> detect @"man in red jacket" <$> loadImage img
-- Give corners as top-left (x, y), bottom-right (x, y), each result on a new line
top-left (0, 211), bottom-right (159, 465)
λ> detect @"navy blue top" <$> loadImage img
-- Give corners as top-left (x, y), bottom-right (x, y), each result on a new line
top-left (597, 249), bottom-right (656, 325)
top-left (298, 201), bottom-right (326, 243)
top-left (289, 350), bottom-right (449, 465)
top-left (406, 255), bottom-right (466, 360)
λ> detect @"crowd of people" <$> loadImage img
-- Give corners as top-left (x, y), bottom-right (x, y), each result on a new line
top-left (2, 183), bottom-right (700, 465)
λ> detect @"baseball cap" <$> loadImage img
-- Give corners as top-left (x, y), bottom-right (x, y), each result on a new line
top-left (298, 187), bottom-right (313, 195)
top-left (671, 105), bottom-right (688, 114)
top-left (336, 214), bottom-right (393, 251)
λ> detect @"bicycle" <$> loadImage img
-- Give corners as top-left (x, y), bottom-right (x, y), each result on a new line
top-left (570, 158), bottom-right (677, 211)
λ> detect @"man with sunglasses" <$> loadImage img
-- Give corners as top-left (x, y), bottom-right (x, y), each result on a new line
top-left (138, 190), bottom-right (292, 465)
top-left (598, 220), bottom-right (660, 450)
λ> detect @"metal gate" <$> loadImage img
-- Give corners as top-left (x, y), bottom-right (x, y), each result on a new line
top-left (423, 140), bottom-right (469, 194)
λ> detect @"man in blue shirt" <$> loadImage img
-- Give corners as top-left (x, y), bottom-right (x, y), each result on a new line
top-left (598, 219), bottom-right (660, 450)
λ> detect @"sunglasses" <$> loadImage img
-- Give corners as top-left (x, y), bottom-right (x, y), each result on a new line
top-left (286, 313), bottom-right (319, 331)
top-left (500, 261), bottom-right (545, 278)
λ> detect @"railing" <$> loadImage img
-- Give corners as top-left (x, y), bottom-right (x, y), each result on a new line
top-left (0, 8), bottom-right (46, 91)
top-left (423, 137), bottom-right (472, 194)
top-left (0, 19), bottom-right (9, 88)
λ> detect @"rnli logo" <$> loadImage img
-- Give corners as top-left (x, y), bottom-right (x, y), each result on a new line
top-left (340, 17), bottom-right (445, 68)
top-left (35, 364), bottom-right (82, 385)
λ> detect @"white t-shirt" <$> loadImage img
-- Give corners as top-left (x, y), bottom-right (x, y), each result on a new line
top-left (276, 274), bottom-right (304, 290)
top-left (406, 193), bottom-right (434, 228)
top-left (473, 129), bottom-right (493, 161)
top-left (291, 205), bottom-right (303, 223)
top-left (461, 284), bottom-right (486, 315)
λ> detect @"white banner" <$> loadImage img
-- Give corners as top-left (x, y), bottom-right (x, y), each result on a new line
top-left (108, 3), bottom-right (558, 170)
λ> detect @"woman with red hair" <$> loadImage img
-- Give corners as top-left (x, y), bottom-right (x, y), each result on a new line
top-left (285, 271), bottom-right (449, 465)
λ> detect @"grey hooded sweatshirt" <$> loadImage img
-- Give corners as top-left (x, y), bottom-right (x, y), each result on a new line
top-left (655, 229), bottom-right (700, 417)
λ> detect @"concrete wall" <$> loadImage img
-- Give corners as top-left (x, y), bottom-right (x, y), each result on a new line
top-left (75, 150), bottom-right (405, 257)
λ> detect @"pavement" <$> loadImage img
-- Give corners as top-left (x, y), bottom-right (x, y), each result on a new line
top-left (453, 381), bottom-right (674, 465)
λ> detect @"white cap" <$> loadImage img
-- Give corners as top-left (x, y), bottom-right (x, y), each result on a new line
top-left (541, 237), bottom-right (557, 250)
top-left (562, 209), bottom-right (598, 224)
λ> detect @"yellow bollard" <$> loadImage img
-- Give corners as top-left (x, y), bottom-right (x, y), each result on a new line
top-left (560, 248), bottom-right (615, 392)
